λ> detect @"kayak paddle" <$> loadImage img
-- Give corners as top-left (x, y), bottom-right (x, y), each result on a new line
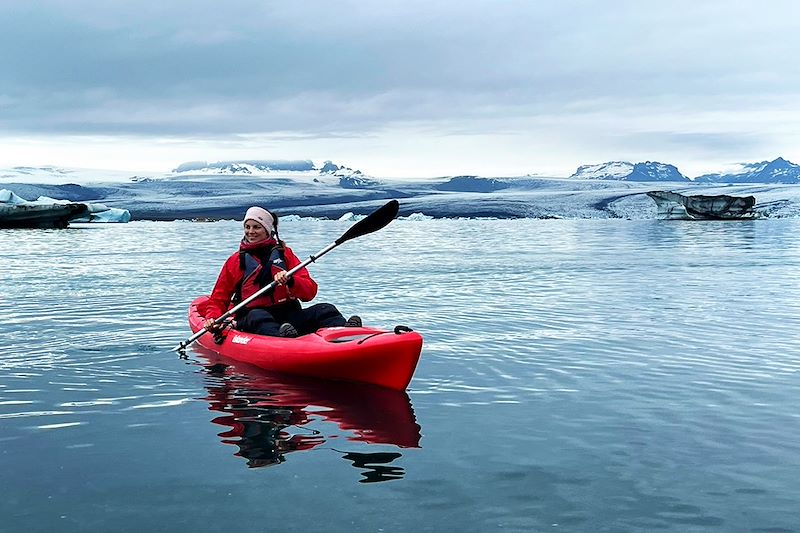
top-left (172, 199), bottom-right (400, 352)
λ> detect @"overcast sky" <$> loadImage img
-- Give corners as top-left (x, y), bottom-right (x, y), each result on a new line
top-left (1, 0), bottom-right (798, 178)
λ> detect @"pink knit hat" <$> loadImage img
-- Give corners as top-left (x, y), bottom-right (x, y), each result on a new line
top-left (243, 206), bottom-right (275, 236)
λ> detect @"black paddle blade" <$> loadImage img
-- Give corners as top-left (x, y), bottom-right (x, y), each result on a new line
top-left (336, 200), bottom-right (399, 244)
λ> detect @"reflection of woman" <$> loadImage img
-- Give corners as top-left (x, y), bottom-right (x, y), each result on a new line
top-left (203, 206), bottom-right (361, 338)
top-left (201, 362), bottom-right (422, 475)
top-left (211, 400), bottom-right (322, 468)
top-left (204, 364), bottom-right (322, 468)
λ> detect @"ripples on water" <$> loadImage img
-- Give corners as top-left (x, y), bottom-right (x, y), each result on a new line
top-left (2, 218), bottom-right (800, 532)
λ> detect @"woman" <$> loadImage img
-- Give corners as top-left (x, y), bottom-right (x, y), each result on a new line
top-left (203, 206), bottom-right (360, 338)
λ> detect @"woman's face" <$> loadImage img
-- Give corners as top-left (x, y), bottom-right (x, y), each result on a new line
top-left (243, 220), bottom-right (269, 243)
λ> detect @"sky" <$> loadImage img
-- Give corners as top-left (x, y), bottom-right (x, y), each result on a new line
top-left (1, 0), bottom-right (799, 179)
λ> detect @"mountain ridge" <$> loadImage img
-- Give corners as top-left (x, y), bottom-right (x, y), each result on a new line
top-left (570, 161), bottom-right (689, 182)
top-left (3, 157), bottom-right (800, 186)
top-left (694, 157), bottom-right (800, 184)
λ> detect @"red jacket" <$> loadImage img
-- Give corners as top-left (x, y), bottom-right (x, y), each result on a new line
top-left (203, 241), bottom-right (318, 320)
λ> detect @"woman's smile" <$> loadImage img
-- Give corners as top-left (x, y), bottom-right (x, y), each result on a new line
top-left (244, 221), bottom-right (268, 243)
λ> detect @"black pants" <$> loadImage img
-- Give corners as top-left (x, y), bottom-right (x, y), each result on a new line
top-left (237, 301), bottom-right (346, 337)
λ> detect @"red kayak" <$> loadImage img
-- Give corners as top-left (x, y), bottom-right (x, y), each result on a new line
top-left (188, 296), bottom-right (423, 391)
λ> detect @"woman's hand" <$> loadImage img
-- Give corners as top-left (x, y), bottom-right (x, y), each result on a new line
top-left (204, 318), bottom-right (221, 332)
top-left (274, 271), bottom-right (289, 285)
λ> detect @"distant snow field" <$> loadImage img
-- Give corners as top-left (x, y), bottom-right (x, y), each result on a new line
top-left (2, 158), bottom-right (800, 220)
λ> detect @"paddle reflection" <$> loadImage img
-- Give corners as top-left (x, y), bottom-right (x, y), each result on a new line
top-left (199, 357), bottom-right (421, 481)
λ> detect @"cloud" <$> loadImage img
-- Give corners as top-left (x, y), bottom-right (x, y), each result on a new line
top-left (1, 1), bottom-right (799, 175)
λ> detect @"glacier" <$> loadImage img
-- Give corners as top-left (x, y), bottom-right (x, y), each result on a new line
top-left (2, 158), bottom-right (800, 221)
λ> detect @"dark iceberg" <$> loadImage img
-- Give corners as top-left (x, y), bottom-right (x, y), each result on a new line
top-left (0, 189), bottom-right (131, 228)
top-left (646, 191), bottom-right (757, 220)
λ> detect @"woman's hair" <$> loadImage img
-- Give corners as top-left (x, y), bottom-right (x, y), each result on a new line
top-left (267, 209), bottom-right (285, 248)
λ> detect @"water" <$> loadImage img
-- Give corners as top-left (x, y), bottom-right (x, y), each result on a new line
top-left (2, 218), bottom-right (800, 532)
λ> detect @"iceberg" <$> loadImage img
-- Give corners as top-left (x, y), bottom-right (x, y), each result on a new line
top-left (36, 196), bottom-right (132, 223)
top-left (402, 212), bottom-right (434, 221)
top-left (0, 189), bottom-right (131, 228)
top-left (646, 191), bottom-right (757, 220)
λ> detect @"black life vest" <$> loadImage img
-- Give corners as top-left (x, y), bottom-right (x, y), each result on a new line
top-left (234, 246), bottom-right (293, 309)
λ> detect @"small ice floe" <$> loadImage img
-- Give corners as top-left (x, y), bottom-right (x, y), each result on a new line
top-left (281, 214), bottom-right (315, 222)
top-left (402, 212), bottom-right (434, 221)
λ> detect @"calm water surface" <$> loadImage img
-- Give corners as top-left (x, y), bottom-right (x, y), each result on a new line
top-left (2, 218), bottom-right (800, 532)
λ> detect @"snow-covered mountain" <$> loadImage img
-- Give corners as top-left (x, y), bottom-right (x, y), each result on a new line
top-left (570, 161), bottom-right (634, 180)
top-left (173, 159), bottom-right (317, 173)
top-left (694, 157), bottom-right (800, 184)
top-left (169, 159), bottom-right (381, 189)
top-left (570, 161), bottom-right (689, 181)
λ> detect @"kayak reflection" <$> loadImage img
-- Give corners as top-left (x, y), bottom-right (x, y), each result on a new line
top-left (199, 355), bottom-right (421, 479)
top-left (339, 451), bottom-right (405, 483)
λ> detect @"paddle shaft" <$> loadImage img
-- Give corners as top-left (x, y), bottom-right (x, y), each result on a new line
top-left (176, 241), bottom-right (337, 350)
